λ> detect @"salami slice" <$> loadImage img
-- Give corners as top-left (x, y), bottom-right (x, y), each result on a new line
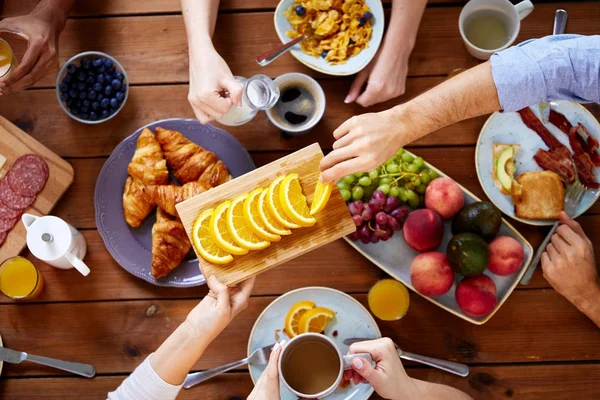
top-left (0, 215), bottom-right (18, 233)
top-left (0, 231), bottom-right (7, 247)
top-left (7, 154), bottom-right (49, 197)
top-left (0, 178), bottom-right (35, 210)
top-left (0, 200), bottom-right (21, 219)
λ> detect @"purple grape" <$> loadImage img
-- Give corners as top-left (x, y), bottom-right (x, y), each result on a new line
top-left (387, 215), bottom-right (402, 231)
top-left (370, 235), bottom-right (380, 244)
top-left (368, 198), bottom-right (383, 213)
top-left (390, 207), bottom-right (409, 224)
top-left (361, 206), bottom-right (373, 221)
top-left (348, 230), bottom-right (360, 241)
top-left (348, 200), bottom-right (364, 216)
top-left (383, 196), bottom-right (400, 213)
top-left (372, 190), bottom-right (386, 203)
top-left (375, 212), bottom-right (388, 227)
top-left (359, 224), bottom-right (371, 244)
top-left (352, 215), bottom-right (363, 227)
top-left (373, 223), bottom-right (387, 239)
top-left (381, 227), bottom-right (393, 241)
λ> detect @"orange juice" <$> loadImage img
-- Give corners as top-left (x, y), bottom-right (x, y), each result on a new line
top-left (0, 257), bottom-right (44, 299)
top-left (0, 38), bottom-right (16, 78)
top-left (368, 279), bottom-right (410, 321)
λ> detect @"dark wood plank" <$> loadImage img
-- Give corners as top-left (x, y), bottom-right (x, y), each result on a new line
top-left (0, 290), bottom-right (598, 376)
top-left (2, 363), bottom-right (600, 399)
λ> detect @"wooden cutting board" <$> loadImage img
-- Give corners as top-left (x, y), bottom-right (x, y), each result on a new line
top-left (177, 143), bottom-right (355, 286)
top-left (0, 117), bottom-right (74, 261)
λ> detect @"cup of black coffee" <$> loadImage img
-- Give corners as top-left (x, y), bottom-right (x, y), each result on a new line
top-left (266, 72), bottom-right (326, 136)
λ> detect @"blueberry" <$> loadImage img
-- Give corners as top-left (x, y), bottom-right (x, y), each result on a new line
top-left (77, 82), bottom-right (86, 91)
top-left (111, 79), bottom-right (122, 90)
top-left (363, 11), bottom-right (373, 20)
top-left (92, 58), bottom-right (103, 68)
top-left (79, 91), bottom-right (87, 100)
top-left (71, 109), bottom-right (79, 117)
top-left (89, 111), bottom-right (98, 121)
top-left (59, 82), bottom-right (69, 93)
top-left (115, 91), bottom-right (125, 101)
top-left (67, 63), bottom-right (77, 74)
top-left (74, 100), bottom-right (82, 108)
top-left (114, 71), bottom-right (124, 81)
top-left (101, 109), bottom-right (110, 118)
top-left (349, 39), bottom-right (355, 45)
top-left (69, 89), bottom-right (78, 99)
top-left (77, 71), bottom-right (86, 81)
top-left (358, 17), bottom-right (367, 27)
top-left (93, 82), bottom-right (103, 92)
top-left (97, 65), bottom-right (106, 74)
top-left (91, 101), bottom-right (100, 110)
top-left (81, 57), bottom-right (91, 69)
top-left (104, 86), bottom-right (112, 96)
top-left (104, 73), bottom-right (111, 82)
top-left (63, 74), bottom-right (73, 83)
top-left (100, 98), bottom-right (110, 109)
top-left (82, 99), bottom-right (91, 107)
top-left (295, 5), bottom-right (306, 16)
top-left (103, 59), bottom-right (113, 69)
top-left (97, 94), bottom-right (105, 102)
top-left (87, 89), bottom-right (97, 100)
top-left (109, 98), bottom-right (118, 109)
top-left (106, 66), bottom-right (116, 75)
top-left (60, 93), bottom-right (69, 102)
top-left (66, 98), bottom-right (74, 107)
top-left (96, 74), bottom-right (105, 84)
top-left (321, 50), bottom-right (328, 58)
top-left (80, 112), bottom-right (89, 120)
top-left (86, 75), bottom-right (95, 85)
top-left (81, 106), bottom-right (89, 113)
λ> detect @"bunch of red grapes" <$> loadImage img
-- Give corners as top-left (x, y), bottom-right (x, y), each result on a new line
top-left (348, 190), bottom-right (409, 244)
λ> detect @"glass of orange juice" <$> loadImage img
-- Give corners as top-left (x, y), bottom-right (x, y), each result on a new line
top-left (0, 38), bottom-right (17, 79)
top-left (368, 279), bottom-right (410, 321)
top-left (0, 257), bottom-right (44, 300)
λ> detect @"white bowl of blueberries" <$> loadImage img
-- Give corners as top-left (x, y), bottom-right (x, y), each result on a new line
top-left (56, 51), bottom-right (128, 124)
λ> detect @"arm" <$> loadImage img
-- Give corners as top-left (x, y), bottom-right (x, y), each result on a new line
top-left (345, 0), bottom-right (427, 107)
top-left (181, 0), bottom-right (243, 124)
top-left (0, 0), bottom-right (74, 94)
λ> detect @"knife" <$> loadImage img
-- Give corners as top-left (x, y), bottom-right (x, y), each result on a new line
top-left (343, 338), bottom-right (469, 377)
top-left (0, 347), bottom-right (96, 378)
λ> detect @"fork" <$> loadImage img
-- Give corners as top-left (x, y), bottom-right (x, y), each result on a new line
top-left (520, 180), bottom-right (586, 285)
top-left (183, 343), bottom-right (274, 389)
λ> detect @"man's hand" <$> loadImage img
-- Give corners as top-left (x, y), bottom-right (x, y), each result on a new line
top-left (542, 211), bottom-right (600, 319)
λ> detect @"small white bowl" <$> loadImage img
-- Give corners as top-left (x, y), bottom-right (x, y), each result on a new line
top-left (274, 0), bottom-right (385, 76)
top-left (56, 51), bottom-right (129, 124)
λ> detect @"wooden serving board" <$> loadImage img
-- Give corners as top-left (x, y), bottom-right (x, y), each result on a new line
top-left (0, 116), bottom-right (74, 261)
top-left (177, 143), bottom-right (355, 286)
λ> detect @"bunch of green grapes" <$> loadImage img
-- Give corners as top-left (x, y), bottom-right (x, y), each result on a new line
top-left (337, 148), bottom-right (439, 209)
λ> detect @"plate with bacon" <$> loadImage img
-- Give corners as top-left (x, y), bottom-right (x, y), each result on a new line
top-left (476, 101), bottom-right (600, 226)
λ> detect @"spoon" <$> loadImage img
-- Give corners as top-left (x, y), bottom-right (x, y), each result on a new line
top-left (256, 35), bottom-right (306, 67)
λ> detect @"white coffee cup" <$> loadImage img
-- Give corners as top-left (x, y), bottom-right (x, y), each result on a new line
top-left (278, 333), bottom-right (372, 399)
top-left (459, 0), bottom-right (534, 60)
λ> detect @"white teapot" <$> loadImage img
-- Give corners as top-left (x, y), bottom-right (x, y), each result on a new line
top-left (22, 214), bottom-right (90, 276)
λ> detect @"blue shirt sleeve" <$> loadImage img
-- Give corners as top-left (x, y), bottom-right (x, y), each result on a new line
top-left (489, 34), bottom-right (600, 112)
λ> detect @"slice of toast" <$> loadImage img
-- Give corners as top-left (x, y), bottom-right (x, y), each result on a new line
top-left (513, 171), bottom-right (564, 220)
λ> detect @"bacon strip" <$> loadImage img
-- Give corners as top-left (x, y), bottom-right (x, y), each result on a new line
top-left (549, 109), bottom-right (572, 135)
top-left (518, 107), bottom-right (570, 156)
top-left (533, 149), bottom-right (576, 185)
top-left (548, 109), bottom-right (600, 167)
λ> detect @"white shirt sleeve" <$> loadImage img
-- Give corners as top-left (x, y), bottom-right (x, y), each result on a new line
top-left (108, 354), bottom-right (184, 400)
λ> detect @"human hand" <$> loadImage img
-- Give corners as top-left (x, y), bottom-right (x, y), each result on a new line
top-left (0, 8), bottom-right (67, 94)
top-left (185, 275), bottom-right (255, 343)
top-left (344, 338), bottom-right (417, 399)
top-left (188, 45), bottom-right (243, 124)
top-left (542, 211), bottom-right (600, 309)
top-left (247, 340), bottom-right (285, 400)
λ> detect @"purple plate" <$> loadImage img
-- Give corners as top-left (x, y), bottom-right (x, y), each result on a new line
top-left (94, 119), bottom-right (255, 287)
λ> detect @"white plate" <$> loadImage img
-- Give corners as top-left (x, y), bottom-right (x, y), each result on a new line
top-left (248, 287), bottom-right (381, 400)
top-left (345, 150), bottom-right (533, 325)
top-left (274, 0), bottom-right (385, 76)
top-left (476, 101), bottom-right (600, 226)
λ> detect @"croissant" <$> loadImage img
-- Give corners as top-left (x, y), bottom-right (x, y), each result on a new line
top-left (198, 160), bottom-right (232, 188)
top-left (155, 127), bottom-right (229, 184)
top-left (146, 181), bottom-right (211, 217)
top-left (127, 128), bottom-right (169, 185)
top-left (123, 177), bottom-right (154, 228)
top-left (151, 208), bottom-right (191, 278)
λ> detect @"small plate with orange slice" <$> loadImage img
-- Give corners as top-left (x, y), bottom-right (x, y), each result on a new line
top-left (248, 286), bottom-right (381, 400)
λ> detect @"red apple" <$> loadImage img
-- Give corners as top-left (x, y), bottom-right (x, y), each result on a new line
top-left (425, 177), bottom-right (465, 219)
top-left (456, 275), bottom-right (498, 317)
top-left (410, 252), bottom-right (454, 297)
top-left (403, 209), bottom-right (444, 251)
top-left (487, 236), bottom-right (525, 276)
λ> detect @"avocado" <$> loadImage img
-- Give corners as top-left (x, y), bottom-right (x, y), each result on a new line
top-left (497, 147), bottom-right (514, 192)
top-left (446, 233), bottom-right (490, 276)
top-left (452, 201), bottom-right (501, 239)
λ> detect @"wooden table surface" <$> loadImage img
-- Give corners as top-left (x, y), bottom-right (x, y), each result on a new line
top-left (0, 1), bottom-right (599, 399)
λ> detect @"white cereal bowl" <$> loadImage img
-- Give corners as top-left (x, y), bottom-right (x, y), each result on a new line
top-left (274, 0), bottom-right (385, 76)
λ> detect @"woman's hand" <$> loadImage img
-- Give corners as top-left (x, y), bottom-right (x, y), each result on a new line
top-left (247, 340), bottom-right (285, 400)
top-left (185, 275), bottom-right (255, 344)
top-left (345, 338), bottom-right (418, 399)
top-left (188, 45), bottom-right (243, 124)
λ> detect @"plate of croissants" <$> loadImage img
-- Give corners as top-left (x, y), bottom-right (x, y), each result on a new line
top-left (95, 119), bottom-right (255, 287)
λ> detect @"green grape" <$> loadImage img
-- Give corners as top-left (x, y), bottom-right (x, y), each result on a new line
top-left (395, 148), bottom-right (405, 157)
top-left (408, 195), bottom-right (420, 209)
top-left (386, 163), bottom-right (399, 173)
top-left (340, 188), bottom-right (351, 202)
top-left (351, 186), bottom-right (364, 200)
top-left (412, 177), bottom-right (421, 187)
top-left (398, 187), bottom-right (408, 202)
top-left (414, 156), bottom-right (424, 168)
top-left (407, 163), bottom-right (420, 173)
top-left (389, 186), bottom-right (401, 198)
top-left (368, 169), bottom-right (379, 180)
top-left (364, 185), bottom-right (376, 201)
top-left (385, 157), bottom-right (396, 166)
top-left (341, 175), bottom-right (356, 184)
top-left (417, 184), bottom-right (427, 194)
top-left (337, 181), bottom-right (350, 191)
top-left (420, 170), bottom-right (432, 185)
top-left (354, 172), bottom-right (364, 178)
top-left (405, 189), bottom-right (418, 201)
top-left (379, 177), bottom-right (392, 186)
top-left (358, 176), bottom-right (372, 186)
top-left (377, 184), bottom-right (391, 195)
top-left (401, 153), bottom-right (414, 163)
top-left (430, 170), bottom-right (439, 179)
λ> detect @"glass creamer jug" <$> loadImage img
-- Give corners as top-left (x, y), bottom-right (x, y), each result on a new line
top-left (217, 74), bottom-right (280, 126)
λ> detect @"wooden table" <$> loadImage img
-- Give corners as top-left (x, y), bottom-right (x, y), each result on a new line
top-left (0, 1), bottom-right (599, 398)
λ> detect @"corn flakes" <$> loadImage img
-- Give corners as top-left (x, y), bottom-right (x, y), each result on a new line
top-left (284, 0), bottom-right (374, 65)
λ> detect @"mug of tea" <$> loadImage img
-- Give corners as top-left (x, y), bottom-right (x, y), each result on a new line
top-left (278, 333), bottom-right (372, 398)
top-left (459, 0), bottom-right (534, 60)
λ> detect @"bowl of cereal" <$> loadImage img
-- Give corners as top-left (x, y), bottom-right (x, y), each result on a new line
top-left (274, 0), bottom-right (384, 76)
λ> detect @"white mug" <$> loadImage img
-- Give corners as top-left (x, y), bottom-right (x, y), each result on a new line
top-left (459, 0), bottom-right (534, 60)
top-left (278, 333), bottom-right (372, 399)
